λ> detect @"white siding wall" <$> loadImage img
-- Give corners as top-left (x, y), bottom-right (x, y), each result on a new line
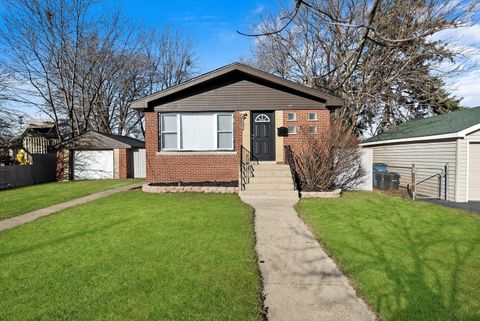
top-left (462, 129), bottom-right (480, 201)
top-left (455, 139), bottom-right (468, 202)
top-left (467, 143), bottom-right (480, 200)
top-left (370, 140), bottom-right (458, 201)
top-left (354, 148), bottom-right (373, 191)
top-left (456, 130), bottom-right (480, 202)
top-left (133, 148), bottom-right (146, 178)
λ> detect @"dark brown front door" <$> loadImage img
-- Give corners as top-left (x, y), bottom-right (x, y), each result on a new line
top-left (251, 111), bottom-right (275, 161)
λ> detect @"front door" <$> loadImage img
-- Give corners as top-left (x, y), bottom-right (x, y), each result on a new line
top-left (251, 111), bottom-right (275, 161)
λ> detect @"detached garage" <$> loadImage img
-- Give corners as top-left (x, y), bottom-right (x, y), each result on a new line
top-left (57, 131), bottom-right (145, 180)
top-left (361, 107), bottom-right (480, 202)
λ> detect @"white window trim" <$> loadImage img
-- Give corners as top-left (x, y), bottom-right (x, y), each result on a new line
top-left (308, 112), bottom-right (318, 121)
top-left (217, 113), bottom-right (234, 150)
top-left (309, 126), bottom-right (318, 134)
top-left (159, 112), bottom-right (234, 152)
top-left (159, 115), bottom-right (179, 150)
top-left (287, 112), bottom-right (297, 121)
top-left (288, 126), bottom-right (297, 134)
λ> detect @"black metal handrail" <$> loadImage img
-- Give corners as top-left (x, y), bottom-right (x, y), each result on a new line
top-left (284, 145), bottom-right (301, 191)
top-left (240, 145), bottom-right (258, 191)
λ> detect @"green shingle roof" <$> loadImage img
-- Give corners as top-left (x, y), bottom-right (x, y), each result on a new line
top-left (364, 107), bottom-right (480, 144)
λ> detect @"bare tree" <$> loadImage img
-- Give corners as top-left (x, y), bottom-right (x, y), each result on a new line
top-left (104, 28), bottom-right (196, 137)
top-left (0, 0), bottom-right (196, 140)
top-left (0, 67), bottom-right (19, 146)
top-left (248, 0), bottom-right (477, 135)
top-left (293, 121), bottom-right (364, 191)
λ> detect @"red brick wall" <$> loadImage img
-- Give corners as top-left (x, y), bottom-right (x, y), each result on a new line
top-left (118, 148), bottom-right (132, 179)
top-left (283, 109), bottom-right (331, 160)
top-left (144, 111), bottom-right (242, 183)
top-left (56, 149), bottom-right (67, 181)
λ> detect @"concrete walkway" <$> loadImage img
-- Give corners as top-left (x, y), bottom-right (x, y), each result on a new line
top-left (0, 183), bottom-right (142, 232)
top-left (241, 195), bottom-right (375, 321)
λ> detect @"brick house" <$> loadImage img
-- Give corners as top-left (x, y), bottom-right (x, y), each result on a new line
top-left (131, 63), bottom-right (343, 189)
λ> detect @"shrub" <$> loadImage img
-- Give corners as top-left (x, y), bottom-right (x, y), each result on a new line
top-left (293, 121), bottom-right (365, 191)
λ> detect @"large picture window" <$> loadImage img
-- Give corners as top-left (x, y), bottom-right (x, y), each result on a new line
top-left (160, 113), bottom-right (234, 151)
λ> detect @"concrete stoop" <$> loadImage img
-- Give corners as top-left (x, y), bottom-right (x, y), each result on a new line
top-left (239, 163), bottom-right (298, 198)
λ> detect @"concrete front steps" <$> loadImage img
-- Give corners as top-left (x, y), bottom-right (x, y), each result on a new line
top-left (239, 163), bottom-right (298, 198)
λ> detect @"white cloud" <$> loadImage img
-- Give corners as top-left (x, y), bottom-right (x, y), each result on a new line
top-left (448, 71), bottom-right (480, 107)
top-left (431, 24), bottom-right (480, 107)
top-left (432, 25), bottom-right (480, 48)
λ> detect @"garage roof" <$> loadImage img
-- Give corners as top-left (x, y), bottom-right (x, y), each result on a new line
top-left (362, 107), bottom-right (480, 146)
top-left (58, 131), bottom-right (145, 150)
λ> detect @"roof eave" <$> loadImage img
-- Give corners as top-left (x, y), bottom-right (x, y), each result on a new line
top-left (360, 132), bottom-right (460, 147)
top-left (361, 122), bottom-right (480, 147)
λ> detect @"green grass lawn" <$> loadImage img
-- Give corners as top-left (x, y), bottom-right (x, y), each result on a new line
top-left (297, 192), bottom-right (480, 321)
top-left (0, 191), bottom-right (262, 321)
top-left (0, 179), bottom-right (143, 220)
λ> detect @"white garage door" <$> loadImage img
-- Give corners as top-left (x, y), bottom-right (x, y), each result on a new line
top-left (468, 143), bottom-right (480, 201)
top-left (73, 150), bottom-right (114, 180)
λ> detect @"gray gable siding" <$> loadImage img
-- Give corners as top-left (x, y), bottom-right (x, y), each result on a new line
top-left (153, 79), bottom-right (325, 112)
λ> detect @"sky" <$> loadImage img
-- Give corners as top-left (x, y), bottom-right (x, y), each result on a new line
top-left (2, 0), bottom-right (480, 122)
top-left (111, 0), bottom-right (273, 71)
top-left (107, 0), bottom-right (480, 107)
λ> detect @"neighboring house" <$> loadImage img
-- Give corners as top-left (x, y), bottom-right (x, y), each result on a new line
top-left (361, 107), bottom-right (480, 202)
top-left (2, 121), bottom-right (60, 165)
top-left (56, 131), bottom-right (146, 180)
top-left (131, 62), bottom-right (343, 185)
top-left (19, 121), bottom-right (60, 154)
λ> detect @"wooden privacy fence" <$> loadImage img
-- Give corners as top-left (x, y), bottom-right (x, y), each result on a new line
top-left (0, 154), bottom-right (57, 190)
top-left (23, 136), bottom-right (60, 154)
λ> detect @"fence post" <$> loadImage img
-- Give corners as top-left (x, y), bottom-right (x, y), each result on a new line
top-left (444, 163), bottom-right (449, 201)
top-left (411, 163), bottom-right (416, 200)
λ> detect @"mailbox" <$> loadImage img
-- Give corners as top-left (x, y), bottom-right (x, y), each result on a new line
top-left (277, 127), bottom-right (288, 137)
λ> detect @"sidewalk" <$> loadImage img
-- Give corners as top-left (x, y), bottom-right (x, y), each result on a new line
top-left (241, 195), bottom-right (375, 321)
top-left (0, 183), bottom-right (142, 232)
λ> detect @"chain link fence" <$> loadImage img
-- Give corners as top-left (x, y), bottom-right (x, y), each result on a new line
top-left (375, 163), bottom-right (449, 200)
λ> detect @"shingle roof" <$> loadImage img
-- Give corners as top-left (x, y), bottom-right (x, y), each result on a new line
top-left (97, 132), bottom-right (145, 148)
top-left (58, 131), bottom-right (144, 149)
top-left (363, 107), bottom-right (480, 144)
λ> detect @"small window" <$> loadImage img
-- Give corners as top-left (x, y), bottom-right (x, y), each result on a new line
top-left (254, 114), bottom-right (270, 123)
top-left (308, 112), bottom-right (317, 121)
top-left (161, 115), bottom-right (178, 149)
top-left (217, 114), bottom-right (233, 149)
top-left (287, 112), bottom-right (296, 121)
top-left (309, 126), bottom-right (317, 134)
top-left (287, 126), bottom-right (297, 134)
